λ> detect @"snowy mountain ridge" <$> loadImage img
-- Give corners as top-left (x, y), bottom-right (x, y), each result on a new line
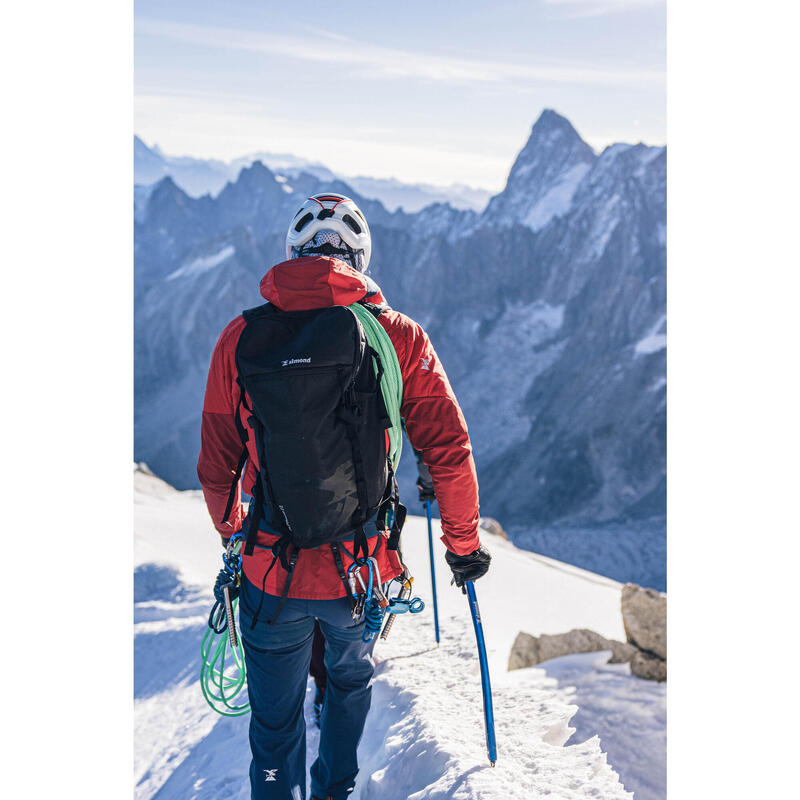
top-left (134, 466), bottom-right (665, 800)
top-left (134, 135), bottom-right (491, 213)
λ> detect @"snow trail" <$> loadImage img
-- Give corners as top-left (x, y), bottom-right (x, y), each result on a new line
top-left (134, 466), bottom-right (662, 799)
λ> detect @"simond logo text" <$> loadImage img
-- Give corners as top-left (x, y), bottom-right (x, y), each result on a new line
top-left (281, 357), bottom-right (312, 367)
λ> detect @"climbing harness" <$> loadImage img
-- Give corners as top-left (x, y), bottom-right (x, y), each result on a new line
top-left (201, 534), bottom-right (250, 716)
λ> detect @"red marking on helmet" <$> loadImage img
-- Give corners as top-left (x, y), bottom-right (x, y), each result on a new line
top-left (315, 195), bottom-right (348, 211)
top-left (309, 196), bottom-right (348, 215)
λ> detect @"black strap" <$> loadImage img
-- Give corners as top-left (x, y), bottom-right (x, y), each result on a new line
top-left (220, 387), bottom-right (250, 526)
top-left (244, 478), bottom-right (265, 556)
top-left (358, 300), bottom-right (388, 318)
top-left (249, 552), bottom-right (280, 629)
top-left (337, 370), bottom-right (374, 547)
top-left (221, 446), bottom-right (248, 526)
top-left (268, 548), bottom-right (300, 625)
top-left (330, 543), bottom-right (357, 611)
top-left (353, 526), bottom-right (369, 564)
top-left (368, 347), bottom-right (392, 431)
top-left (387, 502), bottom-right (407, 551)
top-left (338, 531), bottom-right (382, 564)
top-left (244, 413), bottom-right (291, 556)
top-left (377, 468), bottom-right (404, 550)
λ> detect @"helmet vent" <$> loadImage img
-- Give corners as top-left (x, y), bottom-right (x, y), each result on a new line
top-left (342, 214), bottom-right (362, 234)
top-left (294, 212), bottom-right (314, 232)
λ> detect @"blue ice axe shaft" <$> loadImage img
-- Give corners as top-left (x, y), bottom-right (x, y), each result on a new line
top-left (425, 499), bottom-right (440, 644)
top-left (466, 580), bottom-right (497, 766)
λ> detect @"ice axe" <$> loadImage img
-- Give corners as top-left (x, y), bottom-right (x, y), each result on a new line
top-left (425, 499), bottom-right (441, 644)
top-left (466, 580), bottom-right (497, 766)
top-left (408, 435), bottom-right (440, 644)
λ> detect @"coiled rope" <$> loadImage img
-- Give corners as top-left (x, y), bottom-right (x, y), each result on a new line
top-left (201, 597), bottom-right (250, 716)
top-left (201, 535), bottom-right (250, 716)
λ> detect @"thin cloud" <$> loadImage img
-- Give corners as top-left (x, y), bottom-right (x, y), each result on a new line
top-left (135, 19), bottom-right (664, 88)
top-left (545, 0), bottom-right (663, 17)
top-left (134, 89), bottom-right (513, 189)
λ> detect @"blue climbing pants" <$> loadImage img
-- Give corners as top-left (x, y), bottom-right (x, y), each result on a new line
top-left (238, 574), bottom-right (377, 800)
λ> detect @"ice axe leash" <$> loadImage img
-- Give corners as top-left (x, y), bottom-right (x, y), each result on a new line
top-left (201, 534), bottom-right (250, 716)
top-left (425, 499), bottom-right (441, 644)
top-left (466, 581), bottom-right (497, 766)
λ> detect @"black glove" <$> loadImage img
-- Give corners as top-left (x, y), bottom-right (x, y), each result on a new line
top-left (417, 479), bottom-right (435, 503)
top-left (445, 544), bottom-right (491, 592)
top-left (415, 454), bottom-right (435, 502)
top-left (213, 568), bottom-right (239, 604)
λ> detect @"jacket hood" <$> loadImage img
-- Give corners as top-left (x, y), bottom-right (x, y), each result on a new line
top-left (260, 256), bottom-right (385, 312)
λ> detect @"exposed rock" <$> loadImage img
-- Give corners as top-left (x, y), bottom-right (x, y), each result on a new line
top-left (508, 628), bottom-right (636, 671)
top-left (509, 583), bottom-right (668, 682)
top-left (508, 632), bottom-right (538, 671)
top-left (621, 583), bottom-right (666, 659)
top-left (479, 517), bottom-right (508, 540)
top-left (630, 649), bottom-right (666, 682)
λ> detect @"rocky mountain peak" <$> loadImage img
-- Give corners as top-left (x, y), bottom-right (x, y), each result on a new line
top-left (146, 175), bottom-right (187, 211)
top-left (511, 110), bottom-right (594, 175)
top-left (480, 109), bottom-right (597, 232)
top-left (228, 159), bottom-right (275, 189)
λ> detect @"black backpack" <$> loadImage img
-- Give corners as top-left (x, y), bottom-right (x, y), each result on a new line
top-left (221, 301), bottom-right (404, 614)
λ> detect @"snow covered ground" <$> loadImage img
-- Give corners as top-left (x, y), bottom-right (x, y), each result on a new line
top-left (134, 467), bottom-right (665, 799)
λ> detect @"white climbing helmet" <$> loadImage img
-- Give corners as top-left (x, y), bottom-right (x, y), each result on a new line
top-left (285, 193), bottom-right (372, 271)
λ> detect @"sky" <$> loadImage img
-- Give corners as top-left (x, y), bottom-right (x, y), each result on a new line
top-left (134, 0), bottom-right (665, 191)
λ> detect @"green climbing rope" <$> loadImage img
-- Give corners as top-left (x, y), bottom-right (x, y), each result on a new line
top-left (200, 596), bottom-right (250, 716)
top-left (349, 303), bottom-right (404, 470)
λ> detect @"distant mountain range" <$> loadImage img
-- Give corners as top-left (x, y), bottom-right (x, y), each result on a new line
top-left (134, 135), bottom-right (492, 213)
top-left (134, 109), bottom-right (665, 542)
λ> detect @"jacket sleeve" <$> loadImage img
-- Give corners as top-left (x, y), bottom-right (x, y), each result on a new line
top-left (197, 316), bottom-right (248, 537)
top-left (381, 312), bottom-right (481, 556)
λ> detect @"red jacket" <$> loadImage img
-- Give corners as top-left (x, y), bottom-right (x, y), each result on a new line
top-left (198, 256), bottom-right (481, 599)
